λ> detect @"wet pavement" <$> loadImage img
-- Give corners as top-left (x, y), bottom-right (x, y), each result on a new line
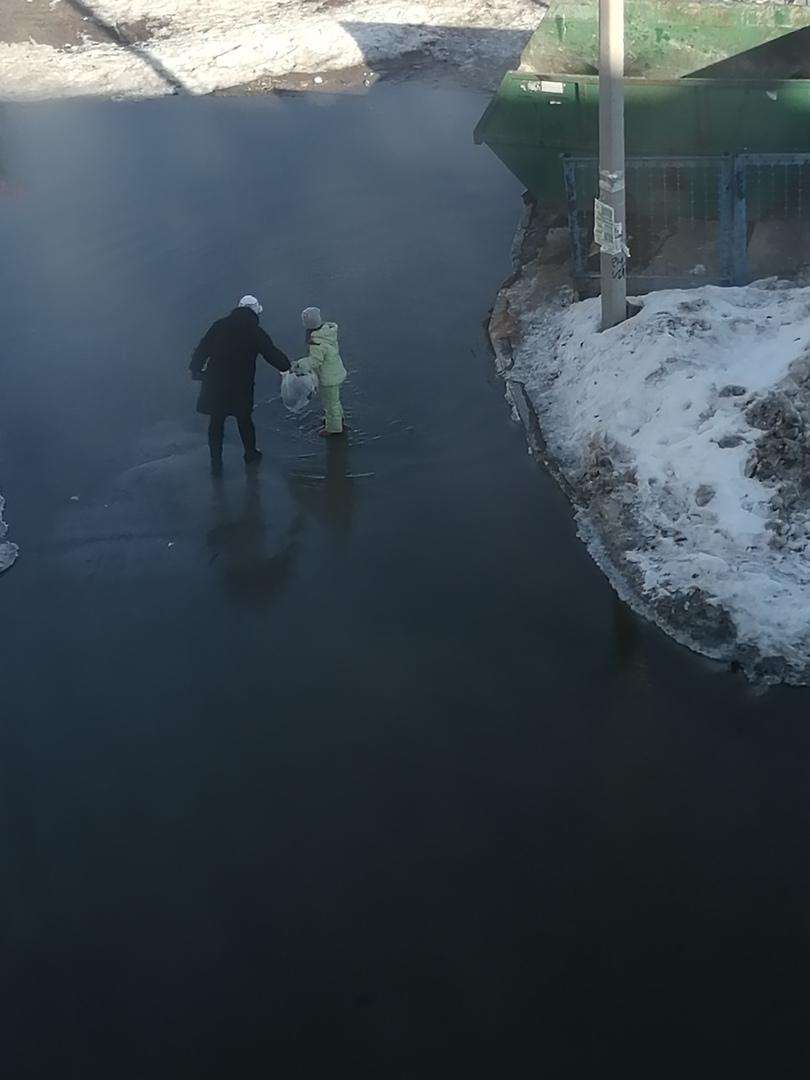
top-left (2, 88), bottom-right (810, 1077)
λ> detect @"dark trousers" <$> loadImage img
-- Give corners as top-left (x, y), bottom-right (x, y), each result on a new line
top-left (208, 413), bottom-right (256, 460)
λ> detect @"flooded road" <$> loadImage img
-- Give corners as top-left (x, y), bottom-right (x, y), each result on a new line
top-left (2, 87), bottom-right (810, 1076)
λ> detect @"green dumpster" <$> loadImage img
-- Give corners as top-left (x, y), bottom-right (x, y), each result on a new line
top-left (475, 0), bottom-right (810, 205)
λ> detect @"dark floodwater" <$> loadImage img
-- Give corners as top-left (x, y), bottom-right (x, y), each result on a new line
top-left (2, 87), bottom-right (810, 1077)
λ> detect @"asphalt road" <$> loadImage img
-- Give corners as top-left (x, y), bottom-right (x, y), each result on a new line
top-left (2, 87), bottom-right (810, 1077)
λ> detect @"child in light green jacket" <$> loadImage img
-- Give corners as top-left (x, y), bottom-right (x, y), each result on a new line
top-left (294, 306), bottom-right (348, 436)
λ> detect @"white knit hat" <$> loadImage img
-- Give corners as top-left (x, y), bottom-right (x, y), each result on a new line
top-left (301, 306), bottom-right (322, 330)
top-left (238, 295), bottom-right (263, 315)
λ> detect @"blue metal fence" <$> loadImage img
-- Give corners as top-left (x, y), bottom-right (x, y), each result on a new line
top-left (562, 152), bottom-right (810, 291)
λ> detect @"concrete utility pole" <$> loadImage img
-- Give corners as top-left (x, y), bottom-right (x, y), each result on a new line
top-left (598, 0), bottom-right (627, 329)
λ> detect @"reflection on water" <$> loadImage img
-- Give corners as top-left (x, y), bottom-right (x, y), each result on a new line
top-left (207, 470), bottom-right (301, 605)
top-left (613, 592), bottom-right (641, 668)
top-left (201, 427), bottom-right (359, 604)
top-left (204, 436), bottom-right (356, 603)
top-left (611, 592), bottom-right (652, 691)
top-left (323, 437), bottom-right (356, 546)
top-left (288, 436), bottom-right (357, 550)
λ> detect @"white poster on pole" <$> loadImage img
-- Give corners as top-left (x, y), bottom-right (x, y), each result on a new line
top-left (594, 197), bottom-right (621, 256)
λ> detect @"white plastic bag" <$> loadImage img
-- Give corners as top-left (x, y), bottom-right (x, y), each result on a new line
top-left (280, 371), bottom-right (317, 414)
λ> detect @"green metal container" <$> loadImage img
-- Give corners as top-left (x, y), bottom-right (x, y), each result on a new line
top-left (475, 0), bottom-right (810, 205)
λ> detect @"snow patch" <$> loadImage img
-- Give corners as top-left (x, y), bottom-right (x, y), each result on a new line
top-left (0, 494), bottom-right (18, 574)
top-left (0, 0), bottom-right (545, 100)
top-left (509, 280), bottom-right (810, 682)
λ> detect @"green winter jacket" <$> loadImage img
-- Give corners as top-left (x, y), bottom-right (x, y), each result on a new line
top-left (295, 322), bottom-right (347, 388)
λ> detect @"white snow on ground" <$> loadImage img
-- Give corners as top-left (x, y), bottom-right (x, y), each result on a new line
top-left (1, 0), bottom-right (545, 100)
top-left (510, 281), bottom-right (810, 677)
top-left (0, 494), bottom-right (18, 573)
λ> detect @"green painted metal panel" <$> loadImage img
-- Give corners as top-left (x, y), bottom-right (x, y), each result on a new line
top-left (521, 0), bottom-right (810, 80)
top-left (475, 72), bottom-right (810, 202)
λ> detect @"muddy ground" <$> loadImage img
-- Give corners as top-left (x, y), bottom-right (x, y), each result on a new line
top-left (225, 50), bottom-right (516, 95)
top-left (1, 0), bottom-right (146, 49)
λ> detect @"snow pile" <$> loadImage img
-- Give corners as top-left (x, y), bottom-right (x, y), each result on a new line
top-left (0, 0), bottom-right (545, 101)
top-left (510, 280), bottom-right (810, 681)
top-left (0, 494), bottom-right (18, 574)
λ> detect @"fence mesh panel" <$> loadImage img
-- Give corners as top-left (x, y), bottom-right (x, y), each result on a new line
top-left (565, 153), bottom-right (810, 289)
top-left (563, 155), bottom-right (730, 288)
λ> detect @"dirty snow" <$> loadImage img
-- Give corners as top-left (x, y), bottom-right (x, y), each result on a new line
top-left (0, 494), bottom-right (18, 574)
top-left (1, 0), bottom-right (546, 100)
top-left (510, 280), bottom-right (810, 680)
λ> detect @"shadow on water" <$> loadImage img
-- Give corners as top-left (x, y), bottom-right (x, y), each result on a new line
top-left (288, 436), bottom-right (357, 550)
top-left (207, 469), bottom-right (301, 605)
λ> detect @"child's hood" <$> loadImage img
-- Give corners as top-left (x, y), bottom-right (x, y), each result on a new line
top-left (311, 322), bottom-right (339, 347)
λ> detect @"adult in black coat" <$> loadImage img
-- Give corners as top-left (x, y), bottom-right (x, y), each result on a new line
top-left (190, 295), bottom-right (290, 468)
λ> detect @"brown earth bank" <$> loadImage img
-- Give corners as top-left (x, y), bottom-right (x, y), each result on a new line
top-left (2, 0), bottom-right (125, 49)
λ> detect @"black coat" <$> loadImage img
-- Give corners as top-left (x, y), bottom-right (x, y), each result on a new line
top-left (190, 307), bottom-right (290, 417)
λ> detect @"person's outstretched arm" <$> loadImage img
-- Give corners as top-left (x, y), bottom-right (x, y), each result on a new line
top-left (257, 327), bottom-right (291, 372)
top-left (294, 341), bottom-right (325, 378)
